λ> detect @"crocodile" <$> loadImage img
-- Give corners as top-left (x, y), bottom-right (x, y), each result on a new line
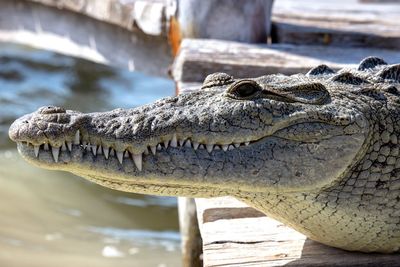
top-left (8, 57), bottom-right (400, 253)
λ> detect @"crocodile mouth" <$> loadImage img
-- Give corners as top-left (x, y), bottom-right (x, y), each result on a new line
top-left (16, 131), bottom-right (256, 171)
top-left (15, 120), bottom-right (354, 172)
top-left (12, 116), bottom-right (367, 195)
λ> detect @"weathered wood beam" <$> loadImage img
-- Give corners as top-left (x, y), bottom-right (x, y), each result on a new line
top-left (272, 0), bottom-right (400, 49)
top-left (196, 197), bottom-right (400, 267)
top-left (173, 39), bottom-right (400, 93)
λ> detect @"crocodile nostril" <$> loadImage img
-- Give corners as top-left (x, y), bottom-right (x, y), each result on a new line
top-left (38, 106), bottom-right (66, 114)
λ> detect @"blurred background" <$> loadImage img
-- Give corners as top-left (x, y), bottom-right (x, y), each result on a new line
top-left (0, 0), bottom-right (399, 266)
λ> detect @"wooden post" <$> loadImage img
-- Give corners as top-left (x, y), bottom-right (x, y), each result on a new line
top-left (178, 197), bottom-right (203, 267)
top-left (176, 0), bottom-right (274, 42)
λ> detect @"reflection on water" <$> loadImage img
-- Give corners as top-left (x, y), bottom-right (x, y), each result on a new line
top-left (0, 43), bottom-right (181, 267)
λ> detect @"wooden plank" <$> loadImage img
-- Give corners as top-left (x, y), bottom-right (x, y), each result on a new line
top-left (196, 198), bottom-right (400, 267)
top-left (172, 39), bottom-right (400, 92)
top-left (272, 0), bottom-right (400, 49)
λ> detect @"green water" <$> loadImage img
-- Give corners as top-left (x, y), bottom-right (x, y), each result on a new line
top-left (0, 43), bottom-right (181, 267)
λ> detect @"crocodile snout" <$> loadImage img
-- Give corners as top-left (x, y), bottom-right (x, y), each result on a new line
top-left (9, 106), bottom-right (85, 147)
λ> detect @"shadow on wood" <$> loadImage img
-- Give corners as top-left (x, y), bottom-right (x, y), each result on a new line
top-left (284, 239), bottom-right (400, 267)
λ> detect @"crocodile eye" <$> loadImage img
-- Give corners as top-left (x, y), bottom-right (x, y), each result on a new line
top-left (228, 80), bottom-right (260, 99)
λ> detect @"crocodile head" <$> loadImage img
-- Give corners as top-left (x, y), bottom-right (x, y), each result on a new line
top-left (10, 57), bottom-right (400, 253)
top-left (9, 62), bottom-right (382, 198)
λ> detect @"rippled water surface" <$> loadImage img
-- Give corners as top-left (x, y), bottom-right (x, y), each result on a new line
top-left (0, 43), bottom-right (181, 267)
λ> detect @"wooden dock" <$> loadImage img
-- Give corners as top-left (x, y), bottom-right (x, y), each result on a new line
top-left (196, 197), bottom-right (399, 267)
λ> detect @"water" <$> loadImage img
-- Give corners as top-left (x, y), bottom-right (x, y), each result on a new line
top-left (0, 43), bottom-right (181, 267)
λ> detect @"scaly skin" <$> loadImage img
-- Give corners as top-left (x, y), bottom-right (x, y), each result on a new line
top-left (9, 57), bottom-right (400, 253)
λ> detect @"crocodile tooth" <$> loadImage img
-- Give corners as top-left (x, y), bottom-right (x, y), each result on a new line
top-left (222, 145), bottom-right (228, 151)
top-left (92, 145), bottom-right (97, 156)
top-left (234, 143), bottom-right (240, 148)
top-left (193, 142), bottom-right (199, 150)
top-left (66, 141), bottom-right (72, 151)
top-left (52, 146), bottom-right (60, 162)
top-left (44, 143), bottom-right (49, 151)
top-left (184, 140), bottom-right (191, 148)
top-left (82, 141), bottom-right (87, 148)
top-left (164, 140), bottom-right (169, 148)
top-left (74, 130), bottom-right (80, 145)
top-left (97, 145), bottom-right (102, 155)
top-left (133, 153), bottom-right (142, 171)
top-left (143, 148), bottom-right (149, 155)
top-left (199, 144), bottom-right (205, 149)
top-left (86, 143), bottom-right (91, 151)
top-left (61, 142), bottom-right (67, 152)
top-left (157, 144), bottom-right (162, 150)
top-left (228, 145), bottom-right (235, 151)
top-left (206, 144), bottom-right (214, 153)
top-left (150, 146), bottom-right (156, 155)
top-left (214, 145), bottom-right (220, 150)
top-left (103, 146), bottom-right (110, 159)
top-left (110, 149), bottom-right (115, 157)
top-left (116, 151), bottom-right (123, 164)
top-left (124, 151), bottom-right (129, 158)
top-left (178, 140), bottom-right (185, 146)
top-left (245, 142), bottom-right (250, 146)
top-left (171, 134), bottom-right (177, 147)
top-left (34, 145), bottom-right (40, 157)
